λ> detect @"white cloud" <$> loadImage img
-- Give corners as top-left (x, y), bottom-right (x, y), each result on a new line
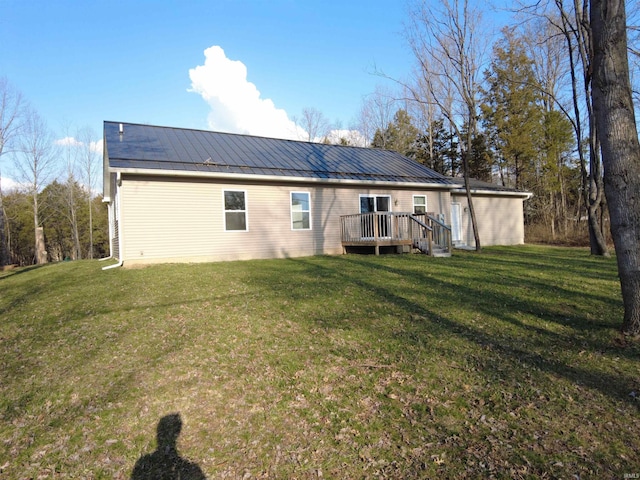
top-left (188, 46), bottom-right (305, 140)
top-left (55, 136), bottom-right (83, 147)
top-left (325, 129), bottom-right (369, 147)
top-left (0, 176), bottom-right (22, 192)
top-left (55, 136), bottom-right (103, 156)
top-left (90, 140), bottom-right (103, 156)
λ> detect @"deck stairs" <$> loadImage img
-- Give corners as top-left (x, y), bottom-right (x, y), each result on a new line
top-left (414, 239), bottom-right (451, 257)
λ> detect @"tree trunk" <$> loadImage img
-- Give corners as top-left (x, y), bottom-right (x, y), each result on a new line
top-left (582, 3), bottom-right (609, 257)
top-left (586, 135), bottom-right (609, 256)
top-left (591, 0), bottom-right (640, 336)
top-left (88, 199), bottom-right (93, 260)
top-left (587, 201), bottom-right (609, 255)
top-left (33, 192), bottom-right (47, 265)
top-left (556, 3), bottom-right (609, 256)
top-left (35, 227), bottom-right (47, 264)
top-left (463, 130), bottom-right (481, 252)
top-left (70, 205), bottom-right (81, 260)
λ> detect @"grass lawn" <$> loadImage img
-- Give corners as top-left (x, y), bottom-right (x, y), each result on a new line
top-left (1, 245), bottom-right (638, 479)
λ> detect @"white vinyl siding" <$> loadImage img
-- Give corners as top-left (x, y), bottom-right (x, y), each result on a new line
top-left (291, 192), bottom-right (311, 230)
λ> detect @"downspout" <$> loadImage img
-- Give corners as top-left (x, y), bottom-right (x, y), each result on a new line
top-left (99, 200), bottom-right (114, 262)
top-left (101, 203), bottom-right (122, 269)
top-left (102, 258), bottom-right (123, 270)
top-left (102, 173), bottom-right (123, 270)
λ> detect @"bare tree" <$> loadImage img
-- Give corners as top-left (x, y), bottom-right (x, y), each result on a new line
top-left (294, 107), bottom-right (331, 142)
top-left (407, 75), bottom-right (439, 167)
top-left (59, 124), bottom-right (82, 260)
top-left (405, 0), bottom-right (488, 251)
top-left (591, 0), bottom-right (640, 336)
top-left (357, 85), bottom-right (398, 147)
top-left (0, 77), bottom-right (26, 266)
top-left (77, 126), bottom-right (99, 259)
top-left (13, 108), bottom-right (58, 264)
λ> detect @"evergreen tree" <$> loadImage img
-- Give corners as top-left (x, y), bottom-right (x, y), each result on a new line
top-left (482, 28), bottom-right (577, 232)
top-left (468, 133), bottom-right (493, 182)
top-left (86, 195), bottom-right (109, 259)
top-left (481, 28), bottom-right (544, 189)
top-left (2, 190), bottom-right (34, 265)
top-left (371, 109), bottom-right (419, 158)
top-left (415, 119), bottom-right (459, 176)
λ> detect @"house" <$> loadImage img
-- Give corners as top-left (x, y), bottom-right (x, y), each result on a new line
top-left (102, 121), bottom-right (530, 266)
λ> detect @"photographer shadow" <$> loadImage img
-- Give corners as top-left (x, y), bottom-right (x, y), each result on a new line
top-left (131, 413), bottom-right (206, 480)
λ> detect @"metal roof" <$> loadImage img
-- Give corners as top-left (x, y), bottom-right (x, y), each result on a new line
top-left (104, 121), bottom-right (454, 185)
top-left (449, 178), bottom-right (531, 196)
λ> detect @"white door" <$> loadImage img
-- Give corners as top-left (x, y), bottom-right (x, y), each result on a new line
top-left (451, 203), bottom-right (462, 244)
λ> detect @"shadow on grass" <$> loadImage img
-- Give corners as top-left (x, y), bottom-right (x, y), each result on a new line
top-left (131, 413), bottom-right (207, 480)
top-left (347, 254), bottom-right (619, 334)
top-left (249, 253), bottom-right (638, 408)
top-left (0, 264), bottom-right (46, 279)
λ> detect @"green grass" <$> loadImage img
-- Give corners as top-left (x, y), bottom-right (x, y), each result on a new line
top-left (1, 246), bottom-right (638, 479)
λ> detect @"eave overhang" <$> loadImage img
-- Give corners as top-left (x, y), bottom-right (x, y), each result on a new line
top-left (450, 188), bottom-right (533, 199)
top-left (108, 166), bottom-right (455, 190)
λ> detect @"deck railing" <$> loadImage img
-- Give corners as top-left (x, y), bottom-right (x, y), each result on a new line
top-left (340, 212), bottom-right (451, 255)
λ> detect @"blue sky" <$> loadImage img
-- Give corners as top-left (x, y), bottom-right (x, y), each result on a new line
top-left (2, 0), bottom-right (418, 142)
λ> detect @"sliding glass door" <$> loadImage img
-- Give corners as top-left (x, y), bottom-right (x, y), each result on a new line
top-left (360, 195), bottom-right (391, 237)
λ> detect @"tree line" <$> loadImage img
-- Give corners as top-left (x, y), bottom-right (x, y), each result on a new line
top-left (0, 78), bottom-right (108, 267)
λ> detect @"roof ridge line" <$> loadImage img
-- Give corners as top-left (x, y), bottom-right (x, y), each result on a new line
top-left (103, 120), bottom-right (396, 153)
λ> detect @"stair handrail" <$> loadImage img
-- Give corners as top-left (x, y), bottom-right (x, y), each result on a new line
top-left (408, 214), bottom-right (432, 231)
top-left (408, 214), bottom-right (433, 254)
top-left (426, 214), bottom-right (452, 253)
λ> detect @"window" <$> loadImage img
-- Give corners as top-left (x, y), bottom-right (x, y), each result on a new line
top-left (359, 195), bottom-right (391, 213)
top-left (413, 195), bottom-right (427, 214)
top-left (224, 190), bottom-right (247, 231)
top-left (359, 194), bottom-right (392, 238)
top-left (291, 192), bottom-right (311, 230)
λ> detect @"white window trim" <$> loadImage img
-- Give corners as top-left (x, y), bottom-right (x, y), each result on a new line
top-left (359, 194), bottom-right (393, 240)
top-left (290, 191), bottom-right (312, 231)
top-left (223, 189), bottom-right (249, 232)
top-left (413, 194), bottom-right (427, 214)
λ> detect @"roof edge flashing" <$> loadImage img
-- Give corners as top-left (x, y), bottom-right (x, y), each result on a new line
top-left (110, 167), bottom-right (455, 190)
top-left (450, 188), bottom-right (533, 198)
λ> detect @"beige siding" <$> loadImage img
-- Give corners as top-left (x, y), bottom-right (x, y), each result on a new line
top-left (452, 193), bottom-right (525, 246)
top-left (119, 175), bottom-right (452, 264)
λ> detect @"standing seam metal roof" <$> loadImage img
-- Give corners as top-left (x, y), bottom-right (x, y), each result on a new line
top-left (104, 121), bottom-right (455, 185)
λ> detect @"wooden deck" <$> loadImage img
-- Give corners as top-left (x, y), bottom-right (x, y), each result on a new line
top-left (340, 212), bottom-right (452, 256)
